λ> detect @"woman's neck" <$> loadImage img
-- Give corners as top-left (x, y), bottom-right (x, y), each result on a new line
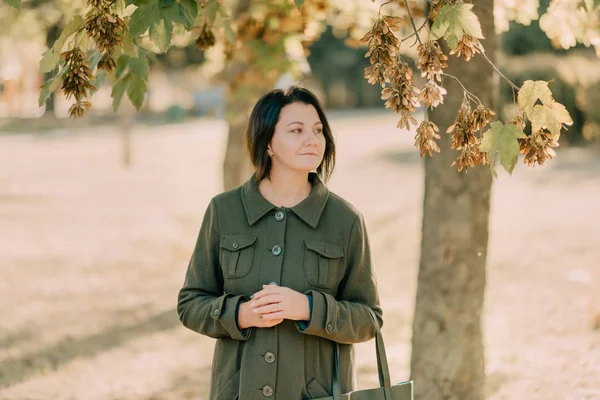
top-left (259, 170), bottom-right (312, 208)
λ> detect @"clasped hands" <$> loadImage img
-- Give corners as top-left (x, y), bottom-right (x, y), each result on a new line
top-left (237, 284), bottom-right (310, 329)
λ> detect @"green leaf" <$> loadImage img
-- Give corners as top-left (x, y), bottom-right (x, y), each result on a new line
top-left (129, 0), bottom-right (161, 37)
top-left (40, 48), bottom-right (60, 74)
top-left (480, 121), bottom-right (526, 175)
top-left (38, 79), bottom-right (55, 107)
top-left (429, 3), bottom-right (484, 48)
top-left (128, 55), bottom-right (149, 79)
top-left (225, 24), bottom-right (236, 46)
top-left (206, 0), bottom-right (218, 24)
top-left (294, 0), bottom-right (304, 7)
top-left (162, 2), bottom-right (186, 26)
top-left (159, 0), bottom-right (174, 7)
top-left (39, 16), bottom-right (85, 73)
top-left (517, 80), bottom-right (554, 118)
top-left (55, 16), bottom-right (85, 48)
top-left (90, 70), bottom-right (108, 95)
top-left (181, 0), bottom-right (198, 28)
top-left (446, 34), bottom-right (459, 50)
top-left (127, 74), bottom-right (147, 109)
top-left (38, 65), bottom-right (66, 107)
top-left (114, 55), bottom-right (130, 80)
top-left (87, 50), bottom-right (103, 72)
top-left (121, 33), bottom-right (139, 57)
top-left (112, 73), bottom-right (132, 111)
top-left (3, 0), bottom-right (21, 9)
top-left (150, 18), bottom-right (171, 52)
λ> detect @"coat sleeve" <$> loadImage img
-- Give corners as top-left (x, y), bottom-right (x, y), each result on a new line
top-left (295, 213), bottom-right (383, 344)
top-left (177, 198), bottom-right (252, 341)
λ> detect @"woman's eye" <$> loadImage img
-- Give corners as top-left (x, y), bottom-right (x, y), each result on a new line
top-left (291, 128), bottom-right (301, 133)
top-left (314, 128), bottom-right (323, 134)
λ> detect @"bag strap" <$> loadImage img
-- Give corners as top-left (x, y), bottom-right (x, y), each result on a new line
top-left (332, 322), bottom-right (392, 398)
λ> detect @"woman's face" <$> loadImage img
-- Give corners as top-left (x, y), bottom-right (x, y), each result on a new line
top-left (269, 102), bottom-right (326, 176)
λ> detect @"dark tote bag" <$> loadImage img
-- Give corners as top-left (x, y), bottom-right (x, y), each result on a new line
top-left (313, 329), bottom-right (413, 400)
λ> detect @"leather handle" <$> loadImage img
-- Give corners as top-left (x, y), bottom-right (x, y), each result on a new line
top-left (332, 311), bottom-right (391, 399)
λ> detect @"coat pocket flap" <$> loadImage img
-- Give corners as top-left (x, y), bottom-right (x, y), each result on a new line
top-left (305, 240), bottom-right (344, 259)
top-left (220, 234), bottom-right (257, 251)
top-left (306, 377), bottom-right (330, 399)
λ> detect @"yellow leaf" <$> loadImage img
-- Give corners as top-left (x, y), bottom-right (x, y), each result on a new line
top-left (518, 80), bottom-right (554, 118)
top-left (550, 101), bottom-right (573, 126)
top-left (531, 104), bottom-right (561, 138)
top-left (530, 100), bottom-right (572, 140)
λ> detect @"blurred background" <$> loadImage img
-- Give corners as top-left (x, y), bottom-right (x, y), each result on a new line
top-left (1, 0), bottom-right (600, 399)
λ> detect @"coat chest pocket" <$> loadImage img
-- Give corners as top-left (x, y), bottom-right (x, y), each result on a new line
top-left (303, 240), bottom-right (345, 289)
top-left (220, 234), bottom-right (257, 279)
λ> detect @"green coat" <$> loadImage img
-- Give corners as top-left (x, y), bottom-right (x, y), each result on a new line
top-left (177, 172), bottom-right (383, 400)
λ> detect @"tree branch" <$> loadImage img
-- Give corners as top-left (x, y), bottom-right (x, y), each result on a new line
top-left (443, 73), bottom-right (482, 104)
top-left (403, 0), bottom-right (423, 45)
top-left (479, 50), bottom-right (520, 91)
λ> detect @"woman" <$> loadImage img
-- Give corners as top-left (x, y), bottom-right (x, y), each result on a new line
top-left (177, 86), bottom-right (383, 400)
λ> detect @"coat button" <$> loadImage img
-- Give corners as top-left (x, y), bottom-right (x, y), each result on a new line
top-left (265, 351), bottom-right (276, 363)
top-left (271, 245), bottom-right (282, 256)
top-left (326, 323), bottom-right (333, 332)
top-left (262, 385), bottom-right (274, 397)
top-left (268, 281), bottom-right (278, 286)
top-left (275, 210), bottom-right (285, 221)
top-left (214, 309), bottom-right (220, 316)
top-left (232, 242), bottom-right (239, 249)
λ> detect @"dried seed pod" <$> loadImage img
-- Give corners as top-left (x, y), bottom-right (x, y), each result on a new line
top-left (446, 96), bottom-right (475, 150)
top-left (85, 0), bottom-right (110, 10)
top-left (362, 15), bottom-right (400, 83)
top-left (417, 41), bottom-right (448, 82)
top-left (85, 12), bottom-right (124, 54)
top-left (520, 130), bottom-right (559, 166)
top-left (364, 63), bottom-right (388, 87)
top-left (419, 80), bottom-right (447, 108)
top-left (414, 120), bottom-right (441, 158)
top-left (61, 47), bottom-right (95, 102)
top-left (97, 53), bottom-right (116, 73)
top-left (195, 24), bottom-right (216, 50)
top-left (450, 34), bottom-right (484, 61)
top-left (471, 103), bottom-right (496, 132)
top-left (382, 62), bottom-right (420, 130)
top-left (68, 101), bottom-right (92, 119)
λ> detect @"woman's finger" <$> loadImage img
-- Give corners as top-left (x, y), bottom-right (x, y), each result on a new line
top-left (251, 286), bottom-right (279, 300)
top-left (250, 293), bottom-right (280, 308)
top-left (254, 301), bottom-right (282, 315)
top-left (260, 311), bottom-right (285, 321)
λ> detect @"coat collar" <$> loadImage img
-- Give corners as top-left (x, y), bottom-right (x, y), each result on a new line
top-left (241, 172), bottom-right (329, 228)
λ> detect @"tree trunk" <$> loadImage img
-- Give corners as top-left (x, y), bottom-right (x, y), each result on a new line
top-left (222, 0), bottom-right (262, 191)
top-left (410, 2), bottom-right (497, 399)
top-left (221, 0), bottom-right (284, 190)
top-left (119, 100), bottom-right (135, 168)
top-left (222, 88), bottom-right (261, 190)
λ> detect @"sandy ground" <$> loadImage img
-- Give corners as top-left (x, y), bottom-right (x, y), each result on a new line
top-left (0, 111), bottom-right (599, 400)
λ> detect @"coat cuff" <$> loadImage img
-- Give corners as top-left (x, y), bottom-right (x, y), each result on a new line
top-left (296, 294), bottom-right (313, 331)
top-left (295, 290), bottom-right (337, 335)
top-left (212, 293), bottom-right (252, 340)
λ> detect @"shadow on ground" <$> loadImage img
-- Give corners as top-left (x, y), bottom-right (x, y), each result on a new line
top-left (0, 309), bottom-right (180, 389)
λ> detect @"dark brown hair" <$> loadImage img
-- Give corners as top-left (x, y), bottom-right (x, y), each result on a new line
top-left (245, 85), bottom-right (336, 183)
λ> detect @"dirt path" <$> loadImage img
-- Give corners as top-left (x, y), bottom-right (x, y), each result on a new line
top-left (0, 112), bottom-right (599, 399)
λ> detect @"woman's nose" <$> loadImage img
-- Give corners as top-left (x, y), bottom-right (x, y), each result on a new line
top-left (305, 131), bottom-right (318, 145)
